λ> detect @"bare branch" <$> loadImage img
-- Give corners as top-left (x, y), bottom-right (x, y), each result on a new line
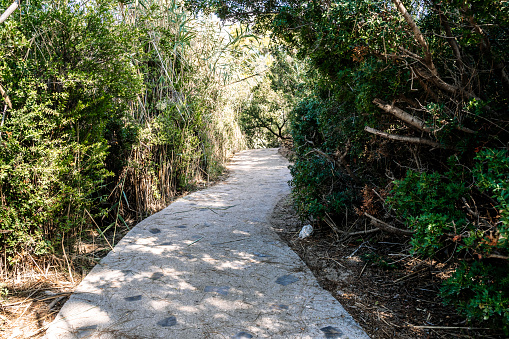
top-left (0, 0), bottom-right (19, 25)
top-left (412, 66), bottom-right (479, 101)
top-left (436, 4), bottom-right (462, 64)
top-left (364, 126), bottom-right (443, 148)
top-left (393, 1), bottom-right (484, 102)
top-left (0, 84), bottom-right (12, 109)
top-left (392, 0), bottom-right (436, 75)
top-left (416, 76), bottom-right (440, 102)
top-left (466, 10), bottom-right (509, 89)
top-left (464, 8), bottom-right (491, 52)
top-left (486, 254), bottom-right (509, 260)
top-left (223, 71), bottom-right (266, 87)
top-left (375, 97), bottom-right (476, 134)
top-left (496, 63), bottom-right (509, 89)
top-left (365, 213), bottom-right (415, 236)
top-left (340, 228), bottom-right (380, 237)
top-left (373, 98), bottom-right (434, 133)
top-left (398, 47), bottom-right (423, 62)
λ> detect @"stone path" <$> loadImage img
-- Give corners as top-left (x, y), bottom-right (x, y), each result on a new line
top-left (45, 148), bottom-right (369, 339)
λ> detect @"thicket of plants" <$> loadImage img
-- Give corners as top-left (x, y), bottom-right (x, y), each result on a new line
top-left (0, 0), bottom-right (252, 276)
top-left (239, 49), bottom-right (306, 147)
top-left (187, 0), bottom-right (509, 331)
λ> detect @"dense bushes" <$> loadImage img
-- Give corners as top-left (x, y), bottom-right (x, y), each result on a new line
top-left (0, 0), bottom-right (248, 271)
top-left (0, 0), bottom-right (140, 263)
top-left (187, 0), bottom-right (509, 330)
top-left (282, 1), bottom-right (508, 330)
top-left (240, 49), bottom-right (303, 147)
top-left (289, 97), bottom-right (360, 219)
top-left (441, 261), bottom-right (509, 332)
top-left (388, 151), bottom-right (509, 330)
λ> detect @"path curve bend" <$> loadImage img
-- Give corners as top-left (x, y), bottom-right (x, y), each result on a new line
top-left (45, 148), bottom-right (369, 339)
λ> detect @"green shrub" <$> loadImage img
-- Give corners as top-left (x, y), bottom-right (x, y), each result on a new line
top-left (441, 261), bottom-right (509, 333)
top-left (474, 149), bottom-right (509, 251)
top-left (388, 166), bottom-right (469, 256)
top-left (0, 0), bottom-right (139, 262)
top-left (388, 150), bottom-right (509, 331)
top-left (289, 97), bottom-right (359, 219)
top-left (0, 0), bottom-right (248, 269)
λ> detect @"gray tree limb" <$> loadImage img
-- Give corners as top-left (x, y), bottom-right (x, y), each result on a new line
top-left (0, 0), bottom-right (19, 25)
top-left (364, 213), bottom-right (415, 236)
top-left (364, 126), bottom-right (443, 148)
top-left (373, 98), bottom-right (434, 133)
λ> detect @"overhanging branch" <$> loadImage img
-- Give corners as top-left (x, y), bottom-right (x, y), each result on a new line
top-left (364, 126), bottom-right (443, 148)
top-left (373, 98), bottom-right (434, 133)
top-left (392, 0), bottom-right (436, 74)
top-left (365, 213), bottom-right (415, 236)
top-left (0, 0), bottom-right (19, 25)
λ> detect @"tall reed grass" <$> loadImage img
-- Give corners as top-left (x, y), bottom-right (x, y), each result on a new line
top-left (0, 0), bottom-right (257, 280)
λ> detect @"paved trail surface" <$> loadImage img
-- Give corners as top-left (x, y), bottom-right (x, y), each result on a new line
top-left (45, 149), bottom-right (369, 339)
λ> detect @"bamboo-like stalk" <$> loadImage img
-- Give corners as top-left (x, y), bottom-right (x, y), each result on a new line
top-left (112, 0), bottom-right (248, 225)
top-left (0, 0), bottom-right (19, 25)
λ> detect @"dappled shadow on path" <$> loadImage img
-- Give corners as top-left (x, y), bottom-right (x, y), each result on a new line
top-left (45, 149), bottom-right (366, 339)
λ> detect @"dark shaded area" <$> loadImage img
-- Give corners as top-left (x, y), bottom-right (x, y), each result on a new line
top-left (270, 194), bottom-right (506, 339)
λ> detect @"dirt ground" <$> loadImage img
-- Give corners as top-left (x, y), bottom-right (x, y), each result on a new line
top-left (269, 194), bottom-right (505, 339)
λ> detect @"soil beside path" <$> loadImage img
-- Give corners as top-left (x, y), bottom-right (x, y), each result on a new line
top-left (270, 194), bottom-right (504, 339)
top-left (45, 148), bottom-right (369, 339)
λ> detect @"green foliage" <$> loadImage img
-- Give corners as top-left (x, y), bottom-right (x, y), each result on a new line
top-left (388, 150), bottom-right (509, 329)
top-left (289, 97), bottom-right (358, 219)
top-left (0, 0), bottom-right (249, 270)
top-left (388, 149), bottom-right (508, 258)
top-left (240, 49), bottom-right (305, 147)
top-left (440, 261), bottom-right (509, 333)
top-left (241, 80), bottom-right (286, 147)
top-left (388, 165), bottom-right (469, 256)
top-left (474, 149), bottom-right (509, 250)
top-left (0, 0), bottom-right (139, 262)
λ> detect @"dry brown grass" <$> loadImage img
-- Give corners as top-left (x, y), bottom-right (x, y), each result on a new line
top-left (0, 259), bottom-right (81, 338)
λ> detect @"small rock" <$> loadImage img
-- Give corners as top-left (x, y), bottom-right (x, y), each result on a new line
top-left (298, 225), bottom-right (313, 239)
top-left (320, 326), bottom-right (343, 338)
top-left (157, 316), bottom-right (177, 327)
top-left (275, 275), bottom-right (299, 286)
top-left (204, 286), bottom-right (230, 296)
top-left (124, 295), bottom-right (142, 302)
top-left (150, 272), bottom-right (164, 280)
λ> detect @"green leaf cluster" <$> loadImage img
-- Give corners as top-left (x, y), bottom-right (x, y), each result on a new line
top-left (0, 0), bottom-right (139, 262)
top-left (0, 0), bottom-right (250, 268)
top-left (389, 150), bottom-right (509, 329)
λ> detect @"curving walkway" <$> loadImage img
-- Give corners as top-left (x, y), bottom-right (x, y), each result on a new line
top-left (45, 148), bottom-right (369, 339)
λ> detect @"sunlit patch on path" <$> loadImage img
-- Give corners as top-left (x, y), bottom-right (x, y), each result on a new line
top-left (45, 148), bottom-right (369, 338)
